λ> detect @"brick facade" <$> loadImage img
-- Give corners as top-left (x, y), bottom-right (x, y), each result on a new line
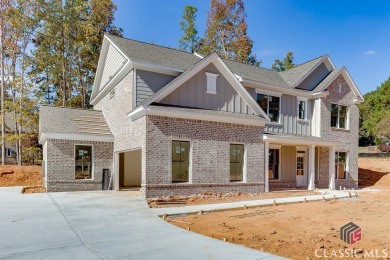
top-left (318, 74), bottom-right (359, 189)
top-left (44, 139), bottom-right (113, 192)
top-left (142, 115), bottom-right (265, 198)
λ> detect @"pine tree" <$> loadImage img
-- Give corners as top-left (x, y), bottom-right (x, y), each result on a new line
top-left (179, 5), bottom-right (199, 53)
top-left (272, 51), bottom-right (295, 71)
top-left (201, 0), bottom-right (259, 65)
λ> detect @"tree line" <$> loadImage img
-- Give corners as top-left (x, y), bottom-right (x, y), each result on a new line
top-left (0, 0), bottom-right (121, 165)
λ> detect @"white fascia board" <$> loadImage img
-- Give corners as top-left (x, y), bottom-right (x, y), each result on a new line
top-left (90, 62), bottom-right (133, 106)
top-left (292, 56), bottom-right (328, 88)
top-left (263, 134), bottom-right (343, 147)
top-left (91, 38), bottom-right (110, 100)
top-left (194, 52), bottom-right (204, 59)
top-left (255, 88), bottom-right (282, 97)
top-left (40, 132), bottom-right (114, 144)
top-left (243, 79), bottom-right (328, 99)
top-left (313, 67), bottom-right (364, 102)
top-left (342, 68), bottom-right (364, 102)
top-left (146, 53), bottom-right (219, 105)
top-left (127, 105), bottom-right (146, 121)
top-left (129, 105), bottom-right (267, 127)
top-left (132, 60), bottom-right (183, 76)
top-left (213, 56), bottom-right (270, 121)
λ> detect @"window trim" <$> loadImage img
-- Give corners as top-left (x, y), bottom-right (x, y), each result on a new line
top-left (268, 145), bottom-right (281, 181)
top-left (256, 90), bottom-right (282, 124)
top-left (297, 97), bottom-right (308, 121)
top-left (335, 151), bottom-right (348, 180)
top-left (74, 144), bottom-right (94, 180)
top-left (171, 140), bottom-right (192, 183)
top-left (229, 143), bottom-right (246, 182)
top-left (330, 103), bottom-right (349, 129)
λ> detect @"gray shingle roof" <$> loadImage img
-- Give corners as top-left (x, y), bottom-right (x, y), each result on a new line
top-left (279, 56), bottom-right (325, 87)
top-left (222, 59), bottom-right (288, 87)
top-left (107, 35), bottom-right (329, 90)
top-left (39, 106), bottom-right (113, 137)
top-left (106, 34), bottom-right (201, 70)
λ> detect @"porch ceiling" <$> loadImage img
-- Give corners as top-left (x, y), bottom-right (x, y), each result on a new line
top-left (263, 134), bottom-right (343, 147)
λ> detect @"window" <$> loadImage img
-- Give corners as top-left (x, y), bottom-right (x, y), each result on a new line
top-left (6, 148), bottom-right (11, 157)
top-left (335, 151), bottom-right (347, 179)
top-left (257, 94), bottom-right (280, 122)
top-left (269, 149), bottom-right (279, 179)
top-left (75, 145), bottom-right (93, 179)
top-left (230, 144), bottom-right (244, 181)
top-left (172, 141), bottom-right (190, 182)
top-left (298, 98), bottom-right (307, 120)
top-left (331, 104), bottom-right (348, 129)
top-left (205, 72), bottom-right (218, 94)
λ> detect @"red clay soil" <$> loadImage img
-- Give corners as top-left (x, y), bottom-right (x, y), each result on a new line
top-left (0, 165), bottom-right (45, 193)
top-left (170, 158), bottom-right (390, 260)
top-left (148, 190), bottom-right (320, 208)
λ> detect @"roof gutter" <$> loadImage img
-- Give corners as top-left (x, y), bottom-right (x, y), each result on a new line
top-left (128, 105), bottom-right (268, 127)
top-left (242, 78), bottom-right (328, 99)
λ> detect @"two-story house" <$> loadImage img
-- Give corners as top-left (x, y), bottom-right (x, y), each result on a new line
top-left (39, 34), bottom-right (364, 198)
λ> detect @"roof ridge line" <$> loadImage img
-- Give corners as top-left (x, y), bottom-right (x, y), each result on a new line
top-left (40, 104), bottom-right (103, 112)
top-left (280, 54), bottom-right (327, 72)
top-left (105, 33), bottom-right (194, 56)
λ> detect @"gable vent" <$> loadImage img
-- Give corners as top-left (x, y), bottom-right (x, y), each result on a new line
top-left (205, 72), bottom-right (218, 94)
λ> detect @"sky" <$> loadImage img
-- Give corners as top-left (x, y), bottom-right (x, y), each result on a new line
top-left (113, 0), bottom-right (390, 94)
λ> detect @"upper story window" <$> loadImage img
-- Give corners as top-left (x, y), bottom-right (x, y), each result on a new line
top-left (257, 93), bottom-right (280, 123)
top-left (297, 97), bottom-right (307, 120)
top-left (205, 72), bottom-right (218, 94)
top-left (331, 104), bottom-right (348, 129)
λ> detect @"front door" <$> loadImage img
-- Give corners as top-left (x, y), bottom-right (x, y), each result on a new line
top-left (296, 151), bottom-right (307, 186)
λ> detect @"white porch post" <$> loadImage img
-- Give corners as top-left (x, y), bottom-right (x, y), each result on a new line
top-left (308, 145), bottom-right (315, 190)
top-left (329, 146), bottom-right (336, 189)
top-left (264, 142), bottom-right (269, 192)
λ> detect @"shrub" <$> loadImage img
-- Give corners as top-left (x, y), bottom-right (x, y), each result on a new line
top-left (378, 144), bottom-right (390, 153)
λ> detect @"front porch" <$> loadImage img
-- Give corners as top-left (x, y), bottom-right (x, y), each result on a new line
top-left (263, 134), bottom-right (356, 192)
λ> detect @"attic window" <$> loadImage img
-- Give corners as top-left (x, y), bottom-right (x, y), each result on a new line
top-left (205, 72), bottom-right (218, 94)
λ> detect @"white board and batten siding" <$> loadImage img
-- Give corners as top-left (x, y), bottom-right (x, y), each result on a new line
top-left (246, 88), bottom-right (313, 136)
top-left (99, 44), bottom-right (127, 91)
top-left (159, 63), bottom-right (255, 115)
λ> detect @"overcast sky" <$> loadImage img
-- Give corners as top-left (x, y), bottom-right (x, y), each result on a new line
top-left (113, 0), bottom-right (390, 94)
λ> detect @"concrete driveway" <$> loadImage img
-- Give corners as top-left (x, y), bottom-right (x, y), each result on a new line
top-left (0, 187), bottom-right (283, 259)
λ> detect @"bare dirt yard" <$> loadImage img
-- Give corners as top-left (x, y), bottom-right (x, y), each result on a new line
top-left (148, 190), bottom-right (320, 208)
top-left (171, 157), bottom-right (390, 259)
top-left (0, 165), bottom-right (44, 193)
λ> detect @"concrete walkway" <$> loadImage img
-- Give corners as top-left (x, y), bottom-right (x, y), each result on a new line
top-left (0, 187), bottom-right (284, 260)
top-left (151, 189), bottom-right (354, 216)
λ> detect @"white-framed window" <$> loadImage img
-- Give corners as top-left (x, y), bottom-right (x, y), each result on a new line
top-left (172, 140), bottom-right (190, 182)
top-left (6, 148), bottom-right (11, 157)
top-left (335, 151), bottom-right (348, 179)
top-left (230, 144), bottom-right (244, 182)
top-left (205, 72), bottom-right (218, 94)
top-left (297, 97), bottom-right (308, 120)
top-left (256, 92), bottom-right (281, 123)
top-left (331, 103), bottom-right (348, 129)
top-left (75, 145), bottom-right (93, 180)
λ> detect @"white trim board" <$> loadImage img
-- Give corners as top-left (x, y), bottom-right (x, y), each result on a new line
top-left (263, 134), bottom-right (343, 147)
top-left (128, 105), bottom-right (268, 127)
top-left (39, 132), bottom-right (114, 144)
top-left (137, 53), bottom-right (271, 121)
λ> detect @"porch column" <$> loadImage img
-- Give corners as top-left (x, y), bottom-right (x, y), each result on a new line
top-left (264, 142), bottom-right (269, 192)
top-left (329, 146), bottom-right (336, 189)
top-left (308, 145), bottom-right (315, 190)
